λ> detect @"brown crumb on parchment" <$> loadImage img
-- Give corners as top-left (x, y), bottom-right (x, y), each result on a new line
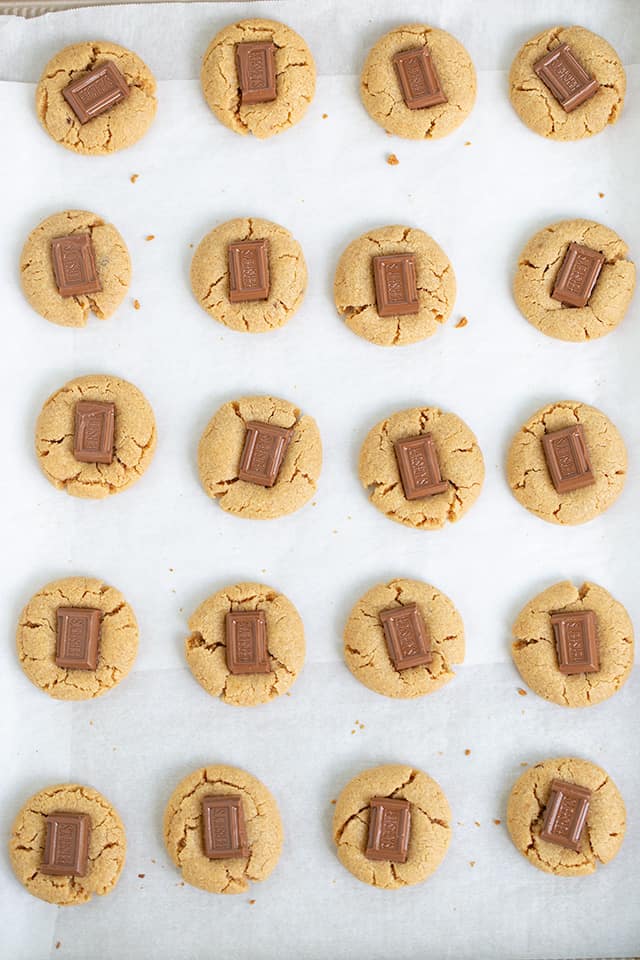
top-left (145, 234), bottom-right (155, 241)
top-left (464, 141), bottom-right (471, 146)
top-left (475, 821), bottom-right (481, 827)
top-left (133, 299), bottom-right (141, 310)
top-left (387, 153), bottom-right (399, 165)
top-left (330, 799), bottom-right (336, 805)
top-left (469, 860), bottom-right (476, 867)
top-left (455, 316), bottom-right (468, 328)
top-left (322, 113), bottom-right (328, 119)
top-left (520, 761), bottom-right (528, 767)
top-left (130, 174), bottom-right (139, 183)
top-left (56, 945), bottom-right (61, 952)
top-left (517, 688), bottom-right (527, 696)
top-left (493, 819), bottom-right (501, 825)
top-left (249, 899), bottom-right (256, 905)
top-left (464, 749), bottom-right (471, 756)
top-left (598, 192), bottom-right (605, 198)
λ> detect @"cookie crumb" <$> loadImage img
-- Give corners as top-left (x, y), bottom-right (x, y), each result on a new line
top-left (189, 243), bottom-right (194, 248)
top-left (145, 234), bottom-right (155, 241)
top-left (493, 819), bottom-right (501, 825)
top-left (469, 860), bottom-right (476, 867)
top-left (520, 761), bottom-right (528, 767)
top-left (89, 720), bottom-right (94, 726)
top-left (387, 153), bottom-right (399, 165)
top-left (138, 873), bottom-right (145, 879)
top-left (130, 173), bottom-right (139, 183)
top-left (455, 316), bottom-right (468, 328)
top-left (464, 749), bottom-right (471, 756)
top-left (517, 687), bottom-right (527, 696)
top-left (322, 113), bottom-right (328, 119)
top-left (351, 729), bottom-right (355, 735)
top-left (474, 821), bottom-right (480, 827)
top-left (56, 945), bottom-right (61, 951)
top-left (249, 899), bottom-right (256, 905)
top-left (151, 859), bottom-right (156, 864)
top-left (598, 192), bottom-right (605, 198)
top-left (133, 299), bottom-right (141, 310)
top-left (464, 141), bottom-right (471, 146)
top-left (330, 799), bottom-right (336, 805)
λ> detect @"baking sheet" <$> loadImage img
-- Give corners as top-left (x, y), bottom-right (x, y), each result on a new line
top-left (0, 1), bottom-right (638, 957)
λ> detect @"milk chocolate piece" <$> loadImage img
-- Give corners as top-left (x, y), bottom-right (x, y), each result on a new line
top-left (394, 433), bottom-right (448, 500)
top-left (365, 797), bottom-right (411, 863)
top-left (373, 254), bottom-right (419, 317)
top-left (379, 603), bottom-right (432, 670)
top-left (74, 401), bottom-right (115, 464)
top-left (202, 796), bottom-right (249, 860)
top-left (228, 239), bottom-right (270, 302)
top-left (551, 243), bottom-right (605, 307)
top-left (56, 607), bottom-right (101, 670)
top-left (225, 610), bottom-right (271, 675)
top-left (392, 46), bottom-right (447, 109)
top-left (533, 43), bottom-right (599, 112)
top-left (62, 61), bottom-right (130, 124)
top-left (541, 779), bottom-right (591, 851)
top-left (236, 41), bottom-right (277, 105)
top-left (238, 420), bottom-right (293, 487)
top-left (550, 610), bottom-right (599, 675)
top-left (51, 235), bottom-right (101, 299)
top-left (542, 424), bottom-right (595, 494)
top-left (40, 813), bottom-right (90, 876)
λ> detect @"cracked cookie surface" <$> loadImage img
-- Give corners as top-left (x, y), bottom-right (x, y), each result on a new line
top-left (344, 578), bottom-right (464, 698)
top-left (333, 764), bottom-right (451, 888)
top-left (333, 225), bottom-right (456, 346)
top-left (201, 18), bottom-right (315, 139)
top-left (185, 581), bottom-right (305, 706)
top-left (16, 576), bottom-right (139, 701)
top-left (198, 395), bottom-right (322, 519)
top-left (21, 210), bottom-right (131, 328)
top-left (509, 26), bottom-right (625, 141)
top-left (190, 217), bottom-right (307, 332)
top-left (511, 580), bottom-right (634, 707)
top-left (10, 783), bottom-right (126, 904)
top-left (36, 41), bottom-right (157, 155)
top-left (506, 400), bottom-right (626, 525)
top-left (506, 757), bottom-right (625, 876)
top-left (360, 24), bottom-right (476, 140)
top-left (514, 219), bottom-right (635, 341)
top-left (35, 374), bottom-right (157, 499)
top-left (164, 765), bottom-right (283, 894)
top-left (358, 406), bottom-right (484, 529)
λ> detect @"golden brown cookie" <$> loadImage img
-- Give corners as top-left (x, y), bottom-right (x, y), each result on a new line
top-left (36, 41), bottom-right (157, 155)
top-left (9, 783), bottom-right (126, 904)
top-left (506, 758), bottom-right (625, 876)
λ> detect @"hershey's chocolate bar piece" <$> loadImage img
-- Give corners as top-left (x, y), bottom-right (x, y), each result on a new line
top-left (365, 797), bottom-right (411, 863)
top-left (379, 603), bottom-right (432, 670)
top-left (533, 43), bottom-right (599, 113)
top-left (542, 424), bottom-right (595, 494)
top-left (51, 235), bottom-right (102, 299)
top-left (373, 254), bottom-right (419, 317)
top-left (551, 243), bottom-right (605, 308)
top-left (228, 239), bottom-right (270, 302)
top-left (40, 812), bottom-right (90, 876)
top-left (394, 433), bottom-right (448, 500)
top-left (541, 778), bottom-right (591, 851)
top-left (238, 420), bottom-right (293, 487)
top-left (74, 401), bottom-right (115, 464)
top-left (56, 607), bottom-right (101, 670)
top-left (236, 41), bottom-right (277, 105)
top-left (392, 46), bottom-right (447, 109)
top-left (225, 610), bottom-right (271, 675)
top-left (550, 610), bottom-right (599, 675)
top-left (202, 795), bottom-right (249, 859)
top-left (63, 61), bottom-right (130, 124)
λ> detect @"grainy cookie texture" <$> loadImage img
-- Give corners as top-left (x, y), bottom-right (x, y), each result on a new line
top-left (201, 18), bottom-right (315, 138)
top-left (21, 210), bottom-right (131, 328)
top-left (509, 26), bottom-right (625, 140)
top-left (333, 764), bottom-right (451, 888)
top-left (360, 24), bottom-right (476, 139)
top-left (514, 219), bottom-right (635, 342)
top-left (191, 218), bottom-right (307, 333)
top-left (36, 41), bottom-right (157, 155)
top-left (164, 765), bottom-right (283, 894)
top-left (198, 395), bottom-right (322, 519)
top-left (344, 579), bottom-right (464, 699)
top-left (511, 581), bottom-right (634, 707)
top-left (9, 783), bottom-right (126, 904)
top-left (334, 225), bottom-right (456, 346)
top-left (506, 757), bottom-right (625, 876)
top-left (506, 400), bottom-right (626, 525)
top-left (16, 576), bottom-right (139, 701)
top-left (185, 582), bottom-right (305, 706)
top-left (359, 406), bottom-right (484, 529)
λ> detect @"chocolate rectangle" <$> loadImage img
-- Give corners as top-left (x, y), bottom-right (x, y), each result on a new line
top-left (238, 420), bottom-right (293, 487)
top-left (550, 610), bottom-right (599, 675)
top-left (63, 61), bottom-right (130, 123)
top-left (236, 41), bottom-right (277, 105)
top-left (392, 46), bottom-right (447, 109)
top-left (542, 424), bottom-right (595, 494)
top-left (533, 43), bottom-right (599, 112)
top-left (228, 239), bottom-right (270, 302)
top-left (56, 607), bottom-right (101, 670)
top-left (394, 433), bottom-right (448, 500)
top-left (202, 795), bottom-right (249, 859)
top-left (379, 603), bottom-right (432, 670)
top-left (225, 610), bottom-right (271, 675)
top-left (373, 254), bottom-right (419, 317)
top-left (541, 779), bottom-right (591, 851)
top-left (40, 813), bottom-right (90, 876)
top-left (551, 242), bottom-right (605, 307)
top-left (365, 797), bottom-right (411, 863)
top-left (74, 401), bottom-right (115, 464)
top-left (51, 234), bottom-right (102, 299)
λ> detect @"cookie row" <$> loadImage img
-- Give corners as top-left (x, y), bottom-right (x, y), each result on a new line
top-left (35, 20), bottom-right (626, 153)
